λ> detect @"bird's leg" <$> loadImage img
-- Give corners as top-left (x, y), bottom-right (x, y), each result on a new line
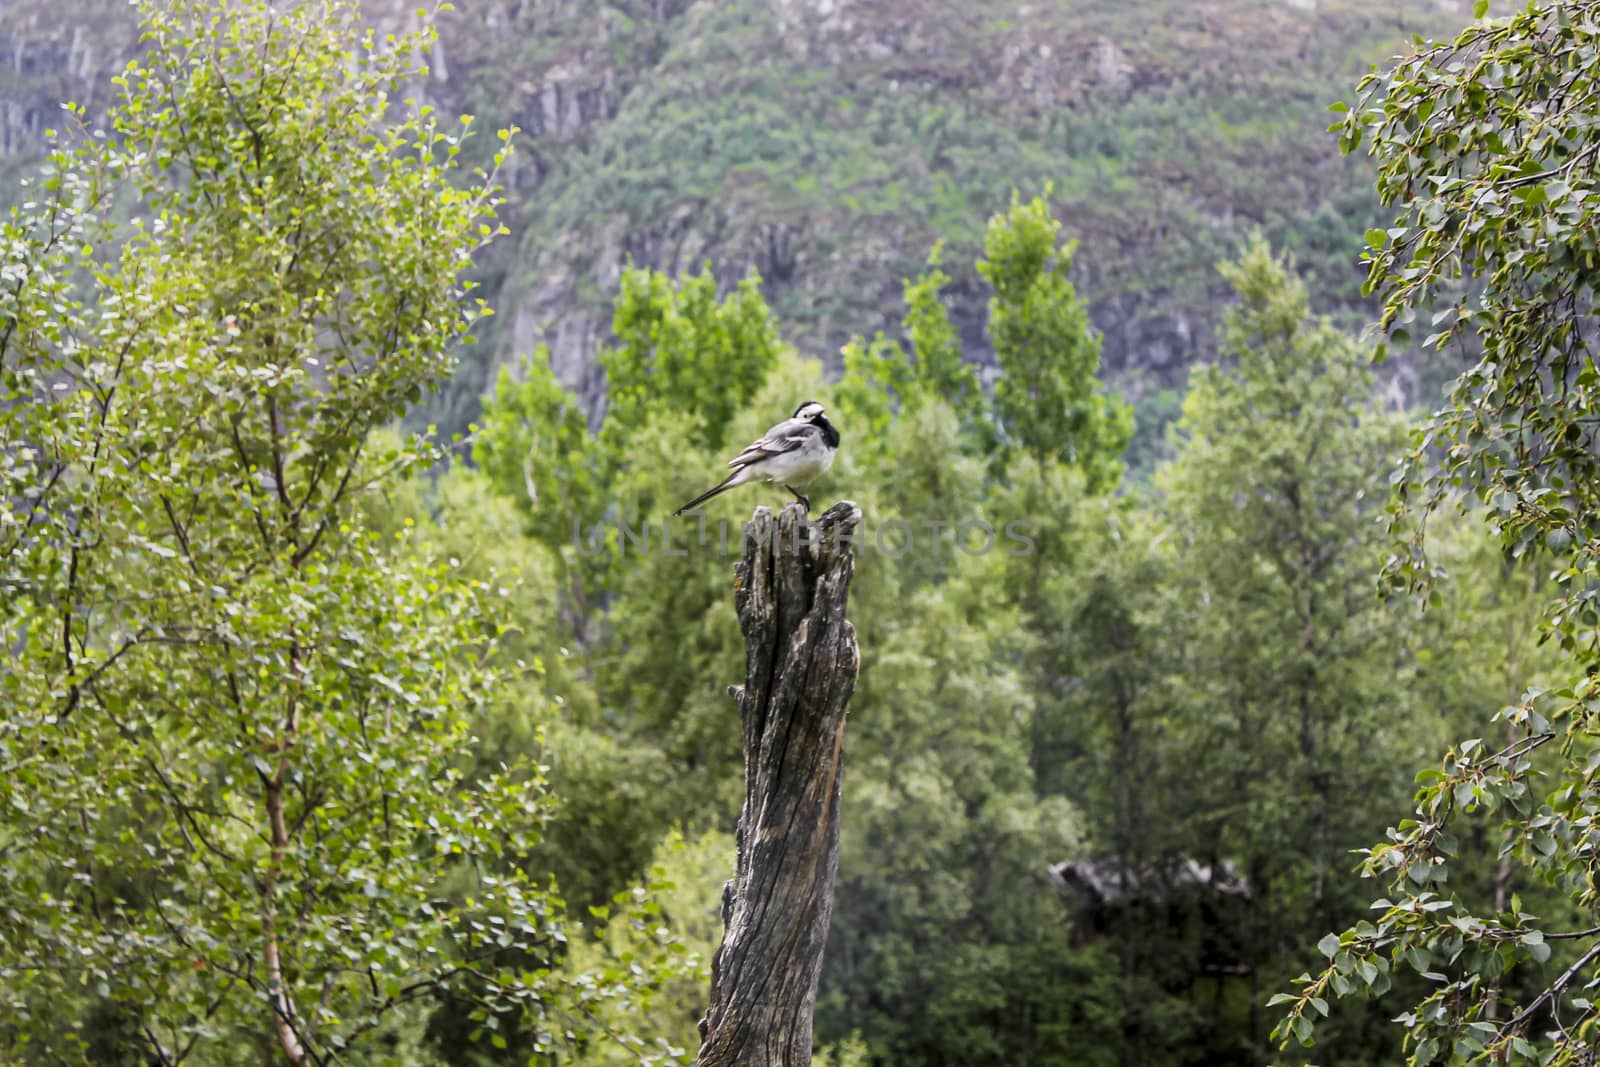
top-left (785, 485), bottom-right (811, 511)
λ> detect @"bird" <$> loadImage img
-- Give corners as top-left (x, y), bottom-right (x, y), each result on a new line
top-left (673, 401), bottom-right (840, 516)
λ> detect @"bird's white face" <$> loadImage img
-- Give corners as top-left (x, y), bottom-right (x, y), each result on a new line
top-left (793, 402), bottom-right (826, 422)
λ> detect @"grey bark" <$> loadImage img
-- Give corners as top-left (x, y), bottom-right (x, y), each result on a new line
top-left (697, 501), bottom-right (862, 1067)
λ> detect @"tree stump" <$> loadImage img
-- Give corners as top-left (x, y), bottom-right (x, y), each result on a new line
top-left (697, 501), bottom-right (862, 1067)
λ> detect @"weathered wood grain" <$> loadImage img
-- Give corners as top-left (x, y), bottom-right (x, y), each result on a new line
top-left (697, 500), bottom-right (862, 1067)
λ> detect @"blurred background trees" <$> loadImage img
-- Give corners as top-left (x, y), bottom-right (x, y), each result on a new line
top-left (461, 190), bottom-right (1547, 1065)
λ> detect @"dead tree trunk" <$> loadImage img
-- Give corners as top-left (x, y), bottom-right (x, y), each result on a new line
top-left (697, 501), bottom-right (862, 1067)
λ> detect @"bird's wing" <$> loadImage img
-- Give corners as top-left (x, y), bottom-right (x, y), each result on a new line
top-left (726, 417), bottom-right (815, 468)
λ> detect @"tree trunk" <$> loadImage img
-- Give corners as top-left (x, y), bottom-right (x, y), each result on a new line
top-left (697, 502), bottom-right (862, 1067)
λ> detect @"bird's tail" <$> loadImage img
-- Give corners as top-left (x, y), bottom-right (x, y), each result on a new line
top-left (672, 472), bottom-right (741, 517)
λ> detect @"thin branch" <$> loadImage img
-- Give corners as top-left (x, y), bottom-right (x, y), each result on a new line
top-left (1497, 940), bottom-right (1600, 1042)
top-left (142, 1025), bottom-right (176, 1067)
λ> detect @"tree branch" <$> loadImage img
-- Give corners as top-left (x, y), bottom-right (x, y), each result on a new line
top-left (1497, 940), bottom-right (1600, 1044)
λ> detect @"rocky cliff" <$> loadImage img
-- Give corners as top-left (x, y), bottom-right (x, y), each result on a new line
top-left (1, 0), bottom-right (1474, 433)
top-left (0, 0), bottom-right (138, 164)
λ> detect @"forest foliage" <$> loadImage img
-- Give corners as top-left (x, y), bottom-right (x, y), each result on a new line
top-left (2, 1), bottom-right (1599, 1066)
top-left (1269, 2), bottom-right (1600, 1063)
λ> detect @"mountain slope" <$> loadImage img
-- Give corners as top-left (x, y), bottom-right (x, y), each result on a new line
top-left (0, 0), bottom-right (1473, 437)
top-left (479, 1), bottom-right (1468, 418)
